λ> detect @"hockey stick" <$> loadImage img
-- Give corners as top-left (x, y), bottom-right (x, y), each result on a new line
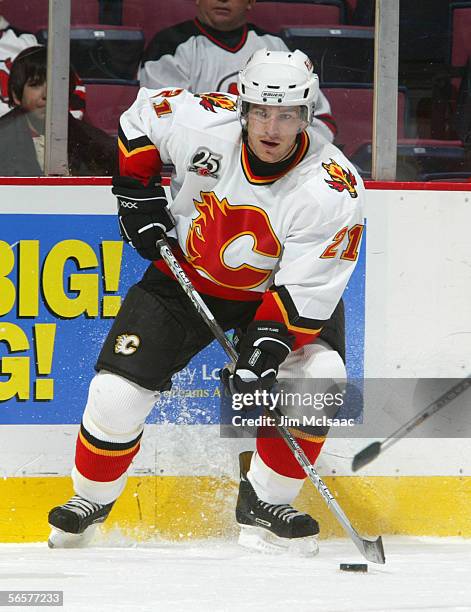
top-left (352, 376), bottom-right (471, 472)
top-left (157, 235), bottom-right (385, 564)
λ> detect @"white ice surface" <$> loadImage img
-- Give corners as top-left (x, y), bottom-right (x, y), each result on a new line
top-left (1, 537), bottom-right (471, 611)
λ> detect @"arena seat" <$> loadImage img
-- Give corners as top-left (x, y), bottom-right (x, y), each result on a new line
top-left (450, 2), bottom-right (471, 68)
top-left (249, 0), bottom-right (345, 32)
top-left (1, 0), bottom-right (99, 33)
top-left (351, 139), bottom-right (466, 181)
top-left (282, 25), bottom-right (373, 84)
top-left (83, 80), bottom-right (139, 136)
top-left (121, 0), bottom-right (196, 44)
top-left (343, 0), bottom-right (358, 21)
top-left (449, 2), bottom-right (471, 98)
top-left (321, 84), bottom-right (407, 157)
top-left (37, 26), bottom-right (144, 82)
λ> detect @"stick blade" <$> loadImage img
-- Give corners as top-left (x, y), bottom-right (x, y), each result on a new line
top-left (352, 441), bottom-right (382, 472)
top-left (356, 535), bottom-right (386, 564)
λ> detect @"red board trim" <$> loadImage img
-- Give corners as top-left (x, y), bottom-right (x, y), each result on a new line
top-left (364, 180), bottom-right (471, 191)
top-left (0, 178), bottom-right (469, 191)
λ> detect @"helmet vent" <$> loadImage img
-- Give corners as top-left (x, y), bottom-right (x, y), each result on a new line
top-left (266, 85), bottom-right (280, 89)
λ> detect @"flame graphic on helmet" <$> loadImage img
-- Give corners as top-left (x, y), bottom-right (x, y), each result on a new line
top-left (186, 191), bottom-right (281, 289)
top-left (195, 93), bottom-right (237, 113)
top-left (322, 159), bottom-right (358, 199)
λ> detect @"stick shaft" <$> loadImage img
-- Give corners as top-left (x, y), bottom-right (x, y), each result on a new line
top-left (157, 238), bottom-right (238, 362)
top-left (352, 377), bottom-right (471, 470)
top-left (381, 376), bottom-right (471, 452)
top-left (158, 235), bottom-right (384, 563)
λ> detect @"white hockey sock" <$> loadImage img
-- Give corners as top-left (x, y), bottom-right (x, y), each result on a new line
top-left (72, 371), bottom-right (157, 505)
top-left (247, 451), bottom-right (305, 505)
top-left (72, 466), bottom-right (127, 506)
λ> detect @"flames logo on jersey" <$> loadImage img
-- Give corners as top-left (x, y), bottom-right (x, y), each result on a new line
top-left (195, 93), bottom-right (237, 113)
top-left (322, 159), bottom-right (358, 199)
top-left (186, 191), bottom-right (281, 289)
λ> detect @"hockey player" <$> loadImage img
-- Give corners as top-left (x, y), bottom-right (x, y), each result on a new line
top-left (48, 49), bottom-right (364, 554)
top-left (139, 0), bottom-right (336, 142)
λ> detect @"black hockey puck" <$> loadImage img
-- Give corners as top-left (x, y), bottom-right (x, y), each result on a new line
top-left (339, 563), bottom-right (368, 572)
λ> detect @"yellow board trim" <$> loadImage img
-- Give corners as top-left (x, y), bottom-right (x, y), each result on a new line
top-left (1, 476), bottom-right (471, 543)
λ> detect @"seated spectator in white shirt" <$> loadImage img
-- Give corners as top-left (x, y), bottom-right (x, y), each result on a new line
top-left (139, 0), bottom-right (337, 142)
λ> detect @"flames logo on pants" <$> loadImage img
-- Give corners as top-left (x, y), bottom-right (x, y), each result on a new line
top-left (186, 191), bottom-right (281, 289)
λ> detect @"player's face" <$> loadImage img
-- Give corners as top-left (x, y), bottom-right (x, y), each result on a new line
top-left (15, 79), bottom-right (47, 122)
top-left (246, 104), bottom-right (304, 163)
top-left (196, 0), bottom-right (255, 31)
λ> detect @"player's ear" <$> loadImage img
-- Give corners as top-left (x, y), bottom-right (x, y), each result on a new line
top-left (247, 0), bottom-right (256, 10)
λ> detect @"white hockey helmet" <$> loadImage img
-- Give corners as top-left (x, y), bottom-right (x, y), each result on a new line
top-left (237, 48), bottom-right (319, 127)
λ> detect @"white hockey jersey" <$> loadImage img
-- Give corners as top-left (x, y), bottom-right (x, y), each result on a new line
top-left (118, 88), bottom-right (364, 348)
top-left (139, 19), bottom-right (336, 143)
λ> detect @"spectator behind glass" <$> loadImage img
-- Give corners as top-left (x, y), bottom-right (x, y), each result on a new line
top-left (0, 46), bottom-right (116, 176)
top-left (0, 13), bottom-right (85, 118)
top-left (139, 0), bottom-right (337, 142)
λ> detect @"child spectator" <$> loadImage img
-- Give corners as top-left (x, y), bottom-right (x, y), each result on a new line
top-left (0, 13), bottom-right (85, 118)
top-left (0, 46), bottom-right (115, 176)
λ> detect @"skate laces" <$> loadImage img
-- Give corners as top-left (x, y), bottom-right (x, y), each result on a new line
top-left (258, 502), bottom-right (305, 522)
top-left (62, 495), bottom-right (104, 519)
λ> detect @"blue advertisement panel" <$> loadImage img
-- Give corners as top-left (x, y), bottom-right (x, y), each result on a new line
top-left (0, 213), bottom-right (365, 425)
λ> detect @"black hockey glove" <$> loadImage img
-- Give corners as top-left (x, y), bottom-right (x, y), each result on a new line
top-left (220, 320), bottom-right (294, 403)
top-left (112, 175), bottom-right (174, 261)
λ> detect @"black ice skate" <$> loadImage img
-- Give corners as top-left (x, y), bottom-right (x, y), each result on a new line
top-left (48, 495), bottom-right (114, 548)
top-left (236, 451), bottom-right (319, 556)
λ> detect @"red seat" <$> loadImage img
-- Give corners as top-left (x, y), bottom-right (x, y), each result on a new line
top-left (344, 0), bottom-right (358, 15)
top-left (321, 85), bottom-right (407, 157)
top-left (450, 3), bottom-right (471, 97)
top-left (250, 1), bottom-right (343, 32)
top-left (451, 4), bottom-right (471, 68)
top-left (122, 0), bottom-right (196, 44)
top-left (83, 81), bottom-right (139, 136)
top-left (1, 0), bottom-right (99, 33)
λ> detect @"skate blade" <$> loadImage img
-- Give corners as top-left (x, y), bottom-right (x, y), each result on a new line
top-left (238, 524), bottom-right (319, 557)
top-left (48, 524), bottom-right (99, 549)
